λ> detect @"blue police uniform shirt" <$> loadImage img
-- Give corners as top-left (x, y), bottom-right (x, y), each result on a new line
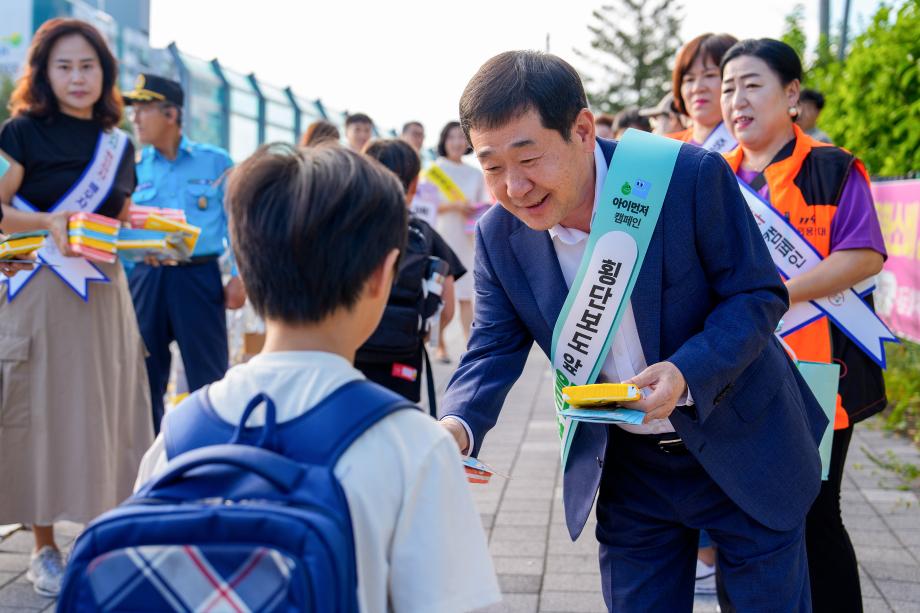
top-left (132, 135), bottom-right (234, 269)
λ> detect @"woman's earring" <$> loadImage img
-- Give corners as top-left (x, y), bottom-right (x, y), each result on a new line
top-left (788, 106), bottom-right (799, 117)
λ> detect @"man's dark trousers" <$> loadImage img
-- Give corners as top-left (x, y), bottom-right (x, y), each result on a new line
top-left (597, 426), bottom-right (811, 612)
top-left (129, 261), bottom-right (228, 434)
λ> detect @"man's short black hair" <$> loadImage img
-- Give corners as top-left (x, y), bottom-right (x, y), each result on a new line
top-left (799, 88), bottom-right (825, 110)
top-left (595, 113), bottom-right (615, 128)
top-left (345, 112), bottom-right (374, 127)
top-left (161, 102), bottom-right (182, 128)
top-left (226, 144), bottom-right (407, 324)
top-left (613, 108), bottom-right (650, 133)
top-left (401, 120), bottom-right (423, 134)
top-left (459, 50), bottom-right (588, 142)
top-left (364, 139), bottom-right (420, 194)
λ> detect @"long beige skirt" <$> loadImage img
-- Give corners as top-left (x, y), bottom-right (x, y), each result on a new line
top-left (0, 261), bottom-right (153, 525)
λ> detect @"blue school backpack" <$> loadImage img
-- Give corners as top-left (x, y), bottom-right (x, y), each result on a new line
top-left (58, 380), bottom-right (417, 612)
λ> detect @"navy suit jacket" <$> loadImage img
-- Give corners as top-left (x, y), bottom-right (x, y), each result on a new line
top-left (441, 138), bottom-right (829, 540)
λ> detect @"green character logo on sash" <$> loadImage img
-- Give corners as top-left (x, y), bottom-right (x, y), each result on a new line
top-left (620, 182), bottom-right (632, 196)
top-left (633, 179), bottom-right (652, 199)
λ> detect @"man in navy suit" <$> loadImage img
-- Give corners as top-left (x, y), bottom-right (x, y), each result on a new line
top-left (439, 51), bottom-right (829, 611)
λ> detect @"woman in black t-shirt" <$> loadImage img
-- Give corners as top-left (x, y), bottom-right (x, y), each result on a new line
top-left (0, 19), bottom-right (152, 598)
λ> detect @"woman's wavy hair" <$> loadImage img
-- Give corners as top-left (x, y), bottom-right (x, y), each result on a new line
top-left (8, 18), bottom-right (123, 130)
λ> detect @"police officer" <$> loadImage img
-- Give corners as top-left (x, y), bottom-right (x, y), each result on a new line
top-left (123, 74), bottom-right (246, 434)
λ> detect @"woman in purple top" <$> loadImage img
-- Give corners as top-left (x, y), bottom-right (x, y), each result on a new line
top-left (721, 38), bottom-right (887, 613)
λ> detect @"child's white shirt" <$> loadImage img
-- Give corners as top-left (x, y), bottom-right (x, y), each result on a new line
top-left (135, 351), bottom-right (500, 613)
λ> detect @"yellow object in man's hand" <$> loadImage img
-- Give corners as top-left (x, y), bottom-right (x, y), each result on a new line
top-left (561, 383), bottom-right (641, 408)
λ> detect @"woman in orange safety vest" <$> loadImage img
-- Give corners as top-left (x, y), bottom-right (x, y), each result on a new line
top-left (721, 38), bottom-right (887, 613)
top-left (669, 33), bottom-right (738, 151)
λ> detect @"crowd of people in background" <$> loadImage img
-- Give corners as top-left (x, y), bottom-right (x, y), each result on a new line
top-left (0, 14), bottom-right (882, 613)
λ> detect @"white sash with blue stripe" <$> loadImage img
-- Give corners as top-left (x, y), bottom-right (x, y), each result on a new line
top-left (699, 122), bottom-right (737, 153)
top-left (736, 179), bottom-right (897, 367)
top-left (4, 129), bottom-right (129, 301)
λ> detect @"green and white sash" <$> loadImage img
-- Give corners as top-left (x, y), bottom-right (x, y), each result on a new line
top-left (550, 129), bottom-right (682, 467)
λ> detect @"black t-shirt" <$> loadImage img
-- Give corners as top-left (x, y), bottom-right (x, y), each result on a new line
top-left (413, 217), bottom-right (467, 280)
top-left (356, 217), bottom-right (467, 403)
top-left (0, 113), bottom-right (136, 218)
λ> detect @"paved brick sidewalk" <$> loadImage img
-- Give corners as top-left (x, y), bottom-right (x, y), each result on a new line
top-left (2, 329), bottom-right (918, 611)
top-left (434, 343), bottom-right (920, 613)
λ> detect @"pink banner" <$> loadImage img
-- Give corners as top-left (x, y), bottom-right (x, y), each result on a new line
top-left (873, 179), bottom-right (920, 343)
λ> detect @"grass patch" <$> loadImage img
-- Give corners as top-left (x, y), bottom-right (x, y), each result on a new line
top-left (881, 340), bottom-right (920, 446)
top-left (862, 447), bottom-right (920, 492)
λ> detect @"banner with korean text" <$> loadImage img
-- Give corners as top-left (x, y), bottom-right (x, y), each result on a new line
top-left (873, 179), bottom-right (920, 344)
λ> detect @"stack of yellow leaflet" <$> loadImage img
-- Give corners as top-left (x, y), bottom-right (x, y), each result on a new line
top-left (116, 206), bottom-right (202, 262)
top-left (144, 214), bottom-right (201, 259)
top-left (0, 231), bottom-right (46, 260)
top-left (561, 383), bottom-right (642, 407)
top-left (68, 213), bottom-right (120, 263)
top-left (116, 228), bottom-right (169, 261)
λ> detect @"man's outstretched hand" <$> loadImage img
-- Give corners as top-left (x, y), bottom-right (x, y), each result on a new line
top-left (441, 417), bottom-right (471, 455)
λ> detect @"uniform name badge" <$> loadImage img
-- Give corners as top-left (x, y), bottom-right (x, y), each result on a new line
top-left (550, 129), bottom-right (681, 468)
top-left (3, 129), bottom-right (129, 301)
top-left (736, 179), bottom-right (898, 367)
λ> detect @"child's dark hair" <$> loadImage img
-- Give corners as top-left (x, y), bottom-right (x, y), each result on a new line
top-left (345, 112), bottom-right (373, 127)
top-left (226, 144), bottom-right (407, 323)
top-left (613, 108), bottom-right (650, 133)
top-left (300, 119), bottom-right (340, 147)
top-left (363, 138), bottom-right (420, 194)
top-left (799, 89), bottom-right (825, 110)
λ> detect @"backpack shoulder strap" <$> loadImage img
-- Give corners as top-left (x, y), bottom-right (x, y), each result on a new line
top-left (282, 380), bottom-right (418, 467)
top-left (163, 386), bottom-right (236, 460)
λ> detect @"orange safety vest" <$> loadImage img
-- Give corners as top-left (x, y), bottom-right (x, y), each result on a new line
top-left (667, 128), bottom-right (693, 143)
top-left (724, 124), bottom-right (876, 430)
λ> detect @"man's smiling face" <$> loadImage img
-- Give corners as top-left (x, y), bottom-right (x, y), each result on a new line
top-left (470, 108), bottom-right (597, 232)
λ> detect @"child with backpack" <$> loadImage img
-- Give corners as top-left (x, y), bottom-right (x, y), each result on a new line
top-left (61, 145), bottom-right (499, 612)
top-left (356, 139), bottom-right (467, 412)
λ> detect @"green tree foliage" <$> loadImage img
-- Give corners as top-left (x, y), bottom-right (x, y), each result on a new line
top-left (781, 4), bottom-right (808, 58)
top-left (0, 75), bottom-right (14, 125)
top-left (807, 1), bottom-right (920, 176)
top-left (576, 0), bottom-right (683, 114)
